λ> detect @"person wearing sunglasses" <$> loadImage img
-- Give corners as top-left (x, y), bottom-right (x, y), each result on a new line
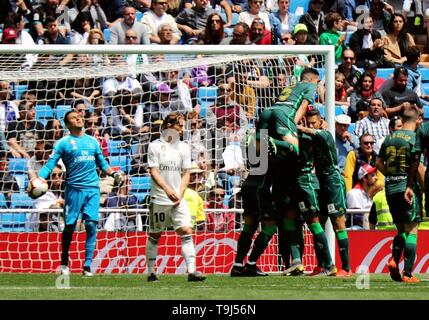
top-left (337, 48), bottom-right (362, 94)
top-left (298, 0), bottom-right (326, 44)
top-left (238, 0), bottom-right (271, 31)
top-left (248, 17), bottom-right (272, 44)
top-left (141, 0), bottom-right (182, 44)
top-left (344, 133), bottom-right (384, 193)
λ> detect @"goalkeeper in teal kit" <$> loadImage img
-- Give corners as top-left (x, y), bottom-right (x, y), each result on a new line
top-left (36, 110), bottom-right (124, 276)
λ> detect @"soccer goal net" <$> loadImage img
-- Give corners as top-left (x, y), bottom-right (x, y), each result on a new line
top-left (0, 45), bottom-right (335, 274)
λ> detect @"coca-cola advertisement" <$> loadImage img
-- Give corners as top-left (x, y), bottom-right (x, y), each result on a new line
top-left (0, 231), bottom-right (429, 273)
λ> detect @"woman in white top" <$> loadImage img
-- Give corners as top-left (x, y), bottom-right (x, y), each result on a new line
top-left (238, 0), bottom-right (271, 31)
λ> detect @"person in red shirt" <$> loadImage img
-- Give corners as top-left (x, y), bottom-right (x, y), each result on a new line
top-left (205, 185), bottom-right (235, 232)
top-left (248, 18), bottom-right (272, 45)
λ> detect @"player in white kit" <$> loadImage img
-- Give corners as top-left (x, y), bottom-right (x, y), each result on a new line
top-left (145, 112), bottom-right (206, 282)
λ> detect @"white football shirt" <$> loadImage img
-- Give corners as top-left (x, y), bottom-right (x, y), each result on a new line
top-left (147, 136), bottom-right (191, 205)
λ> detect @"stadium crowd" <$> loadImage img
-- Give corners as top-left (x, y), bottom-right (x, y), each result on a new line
top-left (1, 0), bottom-right (429, 235)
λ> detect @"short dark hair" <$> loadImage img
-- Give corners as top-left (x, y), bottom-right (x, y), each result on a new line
top-left (162, 112), bottom-right (185, 129)
top-left (394, 66), bottom-right (408, 79)
top-left (64, 110), bottom-right (78, 126)
top-left (405, 46), bottom-right (421, 65)
top-left (306, 108), bottom-right (321, 118)
top-left (300, 67), bottom-right (319, 80)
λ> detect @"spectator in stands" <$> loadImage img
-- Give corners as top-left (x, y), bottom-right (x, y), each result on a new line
top-left (299, 0), bottom-right (326, 44)
top-left (1, 27), bottom-right (18, 44)
top-left (156, 23), bottom-right (178, 44)
top-left (381, 66), bottom-right (422, 117)
top-left (13, 13), bottom-right (38, 71)
top-left (109, 5), bottom-right (150, 44)
top-left (346, 163), bottom-right (379, 229)
top-left (85, 112), bottom-right (109, 157)
top-left (183, 0), bottom-right (233, 27)
top-left (219, 22), bottom-right (250, 44)
top-left (209, 81), bottom-right (248, 139)
top-left (102, 62), bottom-right (143, 98)
top-left (0, 80), bottom-right (20, 154)
top-left (319, 12), bottom-right (347, 64)
top-left (36, 16), bottom-right (70, 45)
top-left (45, 118), bottom-right (65, 146)
top-left (248, 17), bottom-right (272, 45)
top-left (337, 49), bottom-right (362, 94)
top-left (165, 0), bottom-right (183, 17)
top-left (65, 0), bottom-right (109, 31)
top-left (184, 111), bottom-right (211, 165)
top-left (344, 0), bottom-right (371, 27)
top-left (103, 176), bottom-right (142, 231)
top-left (7, 101), bottom-right (45, 159)
top-left (238, 0), bottom-right (271, 31)
top-left (363, 62), bottom-right (385, 92)
top-left (348, 15), bottom-right (386, 68)
top-left (403, 46), bottom-right (429, 101)
top-left (29, 165), bottom-right (65, 232)
top-left (343, 133), bottom-right (384, 192)
top-left (272, 0), bottom-right (299, 44)
top-left (382, 13), bottom-right (415, 67)
top-left (175, 0), bottom-right (216, 43)
top-left (348, 71), bottom-right (384, 122)
top-left (373, 114), bottom-right (403, 155)
top-left (370, 0), bottom-right (394, 36)
top-left (32, 0), bottom-right (63, 38)
top-left (335, 114), bottom-right (359, 173)
top-left (160, 69), bottom-right (194, 112)
top-left (123, 29), bottom-right (149, 80)
top-left (196, 12), bottom-right (226, 45)
top-left (354, 98), bottom-right (389, 149)
top-left (69, 11), bottom-right (93, 45)
top-left (141, 0), bottom-right (181, 44)
top-left (291, 23), bottom-right (312, 46)
top-left (205, 184), bottom-right (235, 232)
top-left (28, 141), bottom-right (54, 179)
top-left (184, 162), bottom-right (206, 231)
top-left (64, 78), bottom-right (100, 107)
top-left (334, 71), bottom-right (350, 111)
top-left (0, 153), bottom-right (20, 208)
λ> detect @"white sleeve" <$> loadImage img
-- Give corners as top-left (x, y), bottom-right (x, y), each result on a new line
top-left (147, 142), bottom-right (159, 168)
top-left (346, 190), bottom-right (362, 209)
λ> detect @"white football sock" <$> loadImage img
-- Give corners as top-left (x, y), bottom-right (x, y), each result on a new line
top-left (181, 234), bottom-right (196, 274)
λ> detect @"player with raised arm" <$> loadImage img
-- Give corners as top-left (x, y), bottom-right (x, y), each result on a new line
top-left (34, 110), bottom-right (124, 276)
top-left (377, 105), bottom-right (422, 283)
top-left (146, 112), bottom-right (206, 282)
top-left (230, 68), bottom-right (319, 276)
top-left (297, 109), bottom-right (349, 276)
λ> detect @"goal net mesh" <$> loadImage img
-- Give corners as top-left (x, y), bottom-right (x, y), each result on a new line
top-left (0, 49), bottom-right (327, 274)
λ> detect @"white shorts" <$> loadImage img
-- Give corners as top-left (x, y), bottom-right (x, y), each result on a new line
top-left (149, 200), bottom-right (192, 233)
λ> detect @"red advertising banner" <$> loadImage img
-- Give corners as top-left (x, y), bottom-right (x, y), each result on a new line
top-left (1, 231), bottom-right (429, 273)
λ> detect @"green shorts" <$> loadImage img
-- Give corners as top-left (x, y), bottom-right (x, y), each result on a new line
top-left (295, 174), bottom-right (320, 218)
top-left (386, 192), bottom-right (422, 224)
top-left (318, 179), bottom-right (347, 217)
top-left (241, 172), bottom-right (274, 220)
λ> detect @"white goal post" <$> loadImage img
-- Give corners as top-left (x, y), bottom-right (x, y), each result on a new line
top-left (0, 45), bottom-right (336, 274)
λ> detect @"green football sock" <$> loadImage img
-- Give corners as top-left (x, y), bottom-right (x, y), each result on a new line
top-left (403, 234), bottom-right (417, 277)
top-left (336, 230), bottom-right (350, 271)
top-left (235, 223), bottom-right (258, 264)
top-left (283, 218), bottom-right (301, 263)
top-left (248, 225), bottom-right (277, 263)
top-left (309, 223), bottom-right (332, 268)
top-left (392, 233), bottom-right (406, 264)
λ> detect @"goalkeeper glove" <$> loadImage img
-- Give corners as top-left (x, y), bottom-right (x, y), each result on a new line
top-left (111, 171), bottom-right (125, 187)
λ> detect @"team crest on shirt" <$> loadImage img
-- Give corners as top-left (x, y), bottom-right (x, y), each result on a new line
top-left (70, 139), bottom-right (78, 150)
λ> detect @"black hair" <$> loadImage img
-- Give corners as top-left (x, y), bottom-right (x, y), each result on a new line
top-left (300, 67), bottom-right (319, 80)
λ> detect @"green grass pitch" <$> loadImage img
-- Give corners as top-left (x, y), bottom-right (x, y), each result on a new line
top-left (0, 273), bottom-right (428, 300)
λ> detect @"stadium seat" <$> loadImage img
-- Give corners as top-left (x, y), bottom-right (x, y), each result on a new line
top-left (55, 104), bottom-right (72, 120)
top-left (313, 103), bottom-right (325, 118)
top-left (423, 105), bottom-right (429, 120)
top-left (289, 0), bottom-right (309, 16)
top-left (420, 67), bottom-right (429, 83)
top-left (348, 122), bottom-right (356, 134)
top-left (197, 86), bottom-right (218, 118)
top-left (35, 104), bottom-right (54, 126)
top-left (8, 158), bottom-right (28, 173)
top-left (109, 155), bottom-right (130, 173)
top-left (13, 174), bottom-right (29, 192)
top-left (0, 212), bottom-right (27, 232)
top-left (226, 175), bottom-right (241, 195)
top-left (132, 192), bottom-right (149, 204)
top-left (315, 68), bottom-right (325, 81)
top-left (11, 192), bottom-right (33, 208)
top-left (335, 105), bottom-right (345, 116)
top-left (130, 176), bottom-right (151, 193)
top-left (135, 10), bottom-right (143, 22)
top-left (376, 68), bottom-right (394, 80)
top-left (0, 193), bottom-right (7, 208)
top-left (108, 140), bottom-right (128, 155)
top-left (422, 83), bottom-right (429, 95)
top-left (14, 84), bottom-right (28, 100)
top-left (103, 28), bottom-right (111, 43)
